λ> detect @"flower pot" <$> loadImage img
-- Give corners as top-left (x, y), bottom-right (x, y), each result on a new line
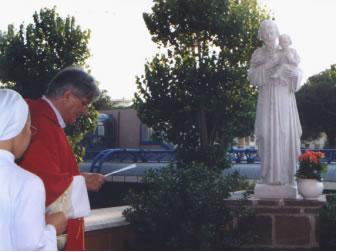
top-left (297, 178), bottom-right (323, 199)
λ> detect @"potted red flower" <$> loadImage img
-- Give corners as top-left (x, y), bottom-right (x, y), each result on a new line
top-left (296, 151), bottom-right (328, 199)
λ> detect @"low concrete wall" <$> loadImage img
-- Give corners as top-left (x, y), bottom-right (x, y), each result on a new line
top-left (84, 196), bottom-right (328, 250)
top-left (84, 206), bottom-right (133, 250)
top-left (225, 195), bottom-right (326, 249)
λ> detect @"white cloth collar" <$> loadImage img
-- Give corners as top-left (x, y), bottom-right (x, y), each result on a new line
top-left (42, 95), bottom-right (66, 128)
top-left (0, 149), bottom-right (15, 164)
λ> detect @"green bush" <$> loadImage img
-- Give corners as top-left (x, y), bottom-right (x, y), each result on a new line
top-left (320, 193), bottom-right (336, 250)
top-left (66, 105), bottom-right (98, 163)
top-left (123, 163), bottom-right (254, 250)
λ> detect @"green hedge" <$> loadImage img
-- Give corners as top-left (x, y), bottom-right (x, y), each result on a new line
top-left (123, 163), bottom-right (254, 250)
top-left (320, 193), bottom-right (336, 250)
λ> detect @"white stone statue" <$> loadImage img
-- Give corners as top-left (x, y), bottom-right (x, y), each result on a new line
top-left (248, 20), bottom-right (302, 198)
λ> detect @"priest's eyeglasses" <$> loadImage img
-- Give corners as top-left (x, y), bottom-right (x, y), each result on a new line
top-left (72, 92), bottom-right (91, 108)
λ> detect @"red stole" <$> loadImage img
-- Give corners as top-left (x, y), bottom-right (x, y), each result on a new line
top-left (20, 98), bottom-right (85, 250)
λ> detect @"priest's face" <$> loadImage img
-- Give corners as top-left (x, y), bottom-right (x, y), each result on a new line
top-left (62, 91), bottom-right (91, 124)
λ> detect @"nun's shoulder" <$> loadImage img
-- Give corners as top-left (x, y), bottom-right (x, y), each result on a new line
top-left (8, 165), bottom-right (46, 208)
top-left (12, 164), bottom-right (44, 190)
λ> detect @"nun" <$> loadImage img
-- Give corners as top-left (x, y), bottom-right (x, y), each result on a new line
top-left (0, 89), bottom-right (66, 250)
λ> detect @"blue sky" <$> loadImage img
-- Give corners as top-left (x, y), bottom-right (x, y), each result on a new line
top-left (0, 0), bottom-right (335, 99)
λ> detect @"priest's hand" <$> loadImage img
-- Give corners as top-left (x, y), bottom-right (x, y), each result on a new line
top-left (46, 212), bottom-right (67, 235)
top-left (81, 172), bottom-right (105, 192)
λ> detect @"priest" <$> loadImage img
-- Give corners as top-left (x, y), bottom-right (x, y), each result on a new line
top-left (20, 67), bottom-right (106, 250)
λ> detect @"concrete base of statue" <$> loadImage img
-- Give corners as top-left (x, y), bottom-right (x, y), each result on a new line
top-left (254, 183), bottom-right (300, 199)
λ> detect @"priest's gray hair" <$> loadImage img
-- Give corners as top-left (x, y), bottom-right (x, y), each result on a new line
top-left (46, 66), bottom-right (100, 101)
top-left (257, 20), bottom-right (280, 41)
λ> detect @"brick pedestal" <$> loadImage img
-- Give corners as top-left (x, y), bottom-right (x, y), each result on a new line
top-left (225, 195), bottom-right (326, 249)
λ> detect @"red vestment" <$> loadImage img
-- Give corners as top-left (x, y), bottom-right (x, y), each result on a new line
top-left (20, 98), bottom-right (85, 250)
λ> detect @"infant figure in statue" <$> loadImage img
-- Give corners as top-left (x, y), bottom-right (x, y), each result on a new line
top-left (271, 34), bottom-right (302, 92)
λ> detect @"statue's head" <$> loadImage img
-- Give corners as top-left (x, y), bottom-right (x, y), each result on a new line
top-left (258, 20), bottom-right (280, 48)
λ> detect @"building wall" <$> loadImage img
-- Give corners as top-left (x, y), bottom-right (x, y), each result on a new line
top-left (100, 108), bottom-right (139, 148)
top-left (99, 108), bottom-right (162, 149)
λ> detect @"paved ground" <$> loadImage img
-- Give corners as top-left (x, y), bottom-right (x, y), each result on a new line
top-left (81, 161), bottom-right (336, 209)
top-left (80, 161), bottom-right (336, 183)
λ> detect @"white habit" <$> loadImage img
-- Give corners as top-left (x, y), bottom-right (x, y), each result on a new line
top-left (0, 150), bottom-right (57, 250)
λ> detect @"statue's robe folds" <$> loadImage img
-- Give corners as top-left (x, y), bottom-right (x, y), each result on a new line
top-left (20, 99), bottom-right (85, 251)
top-left (248, 46), bottom-right (302, 185)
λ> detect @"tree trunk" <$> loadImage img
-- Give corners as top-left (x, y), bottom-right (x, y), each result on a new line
top-left (198, 105), bottom-right (209, 148)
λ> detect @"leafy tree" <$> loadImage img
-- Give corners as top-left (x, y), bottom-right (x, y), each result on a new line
top-left (0, 7), bottom-right (97, 161)
top-left (93, 89), bottom-right (119, 110)
top-left (0, 7), bottom-right (90, 98)
top-left (296, 65), bottom-right (336, 148)
top-left (134, 0), bottom-right (269, 168)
